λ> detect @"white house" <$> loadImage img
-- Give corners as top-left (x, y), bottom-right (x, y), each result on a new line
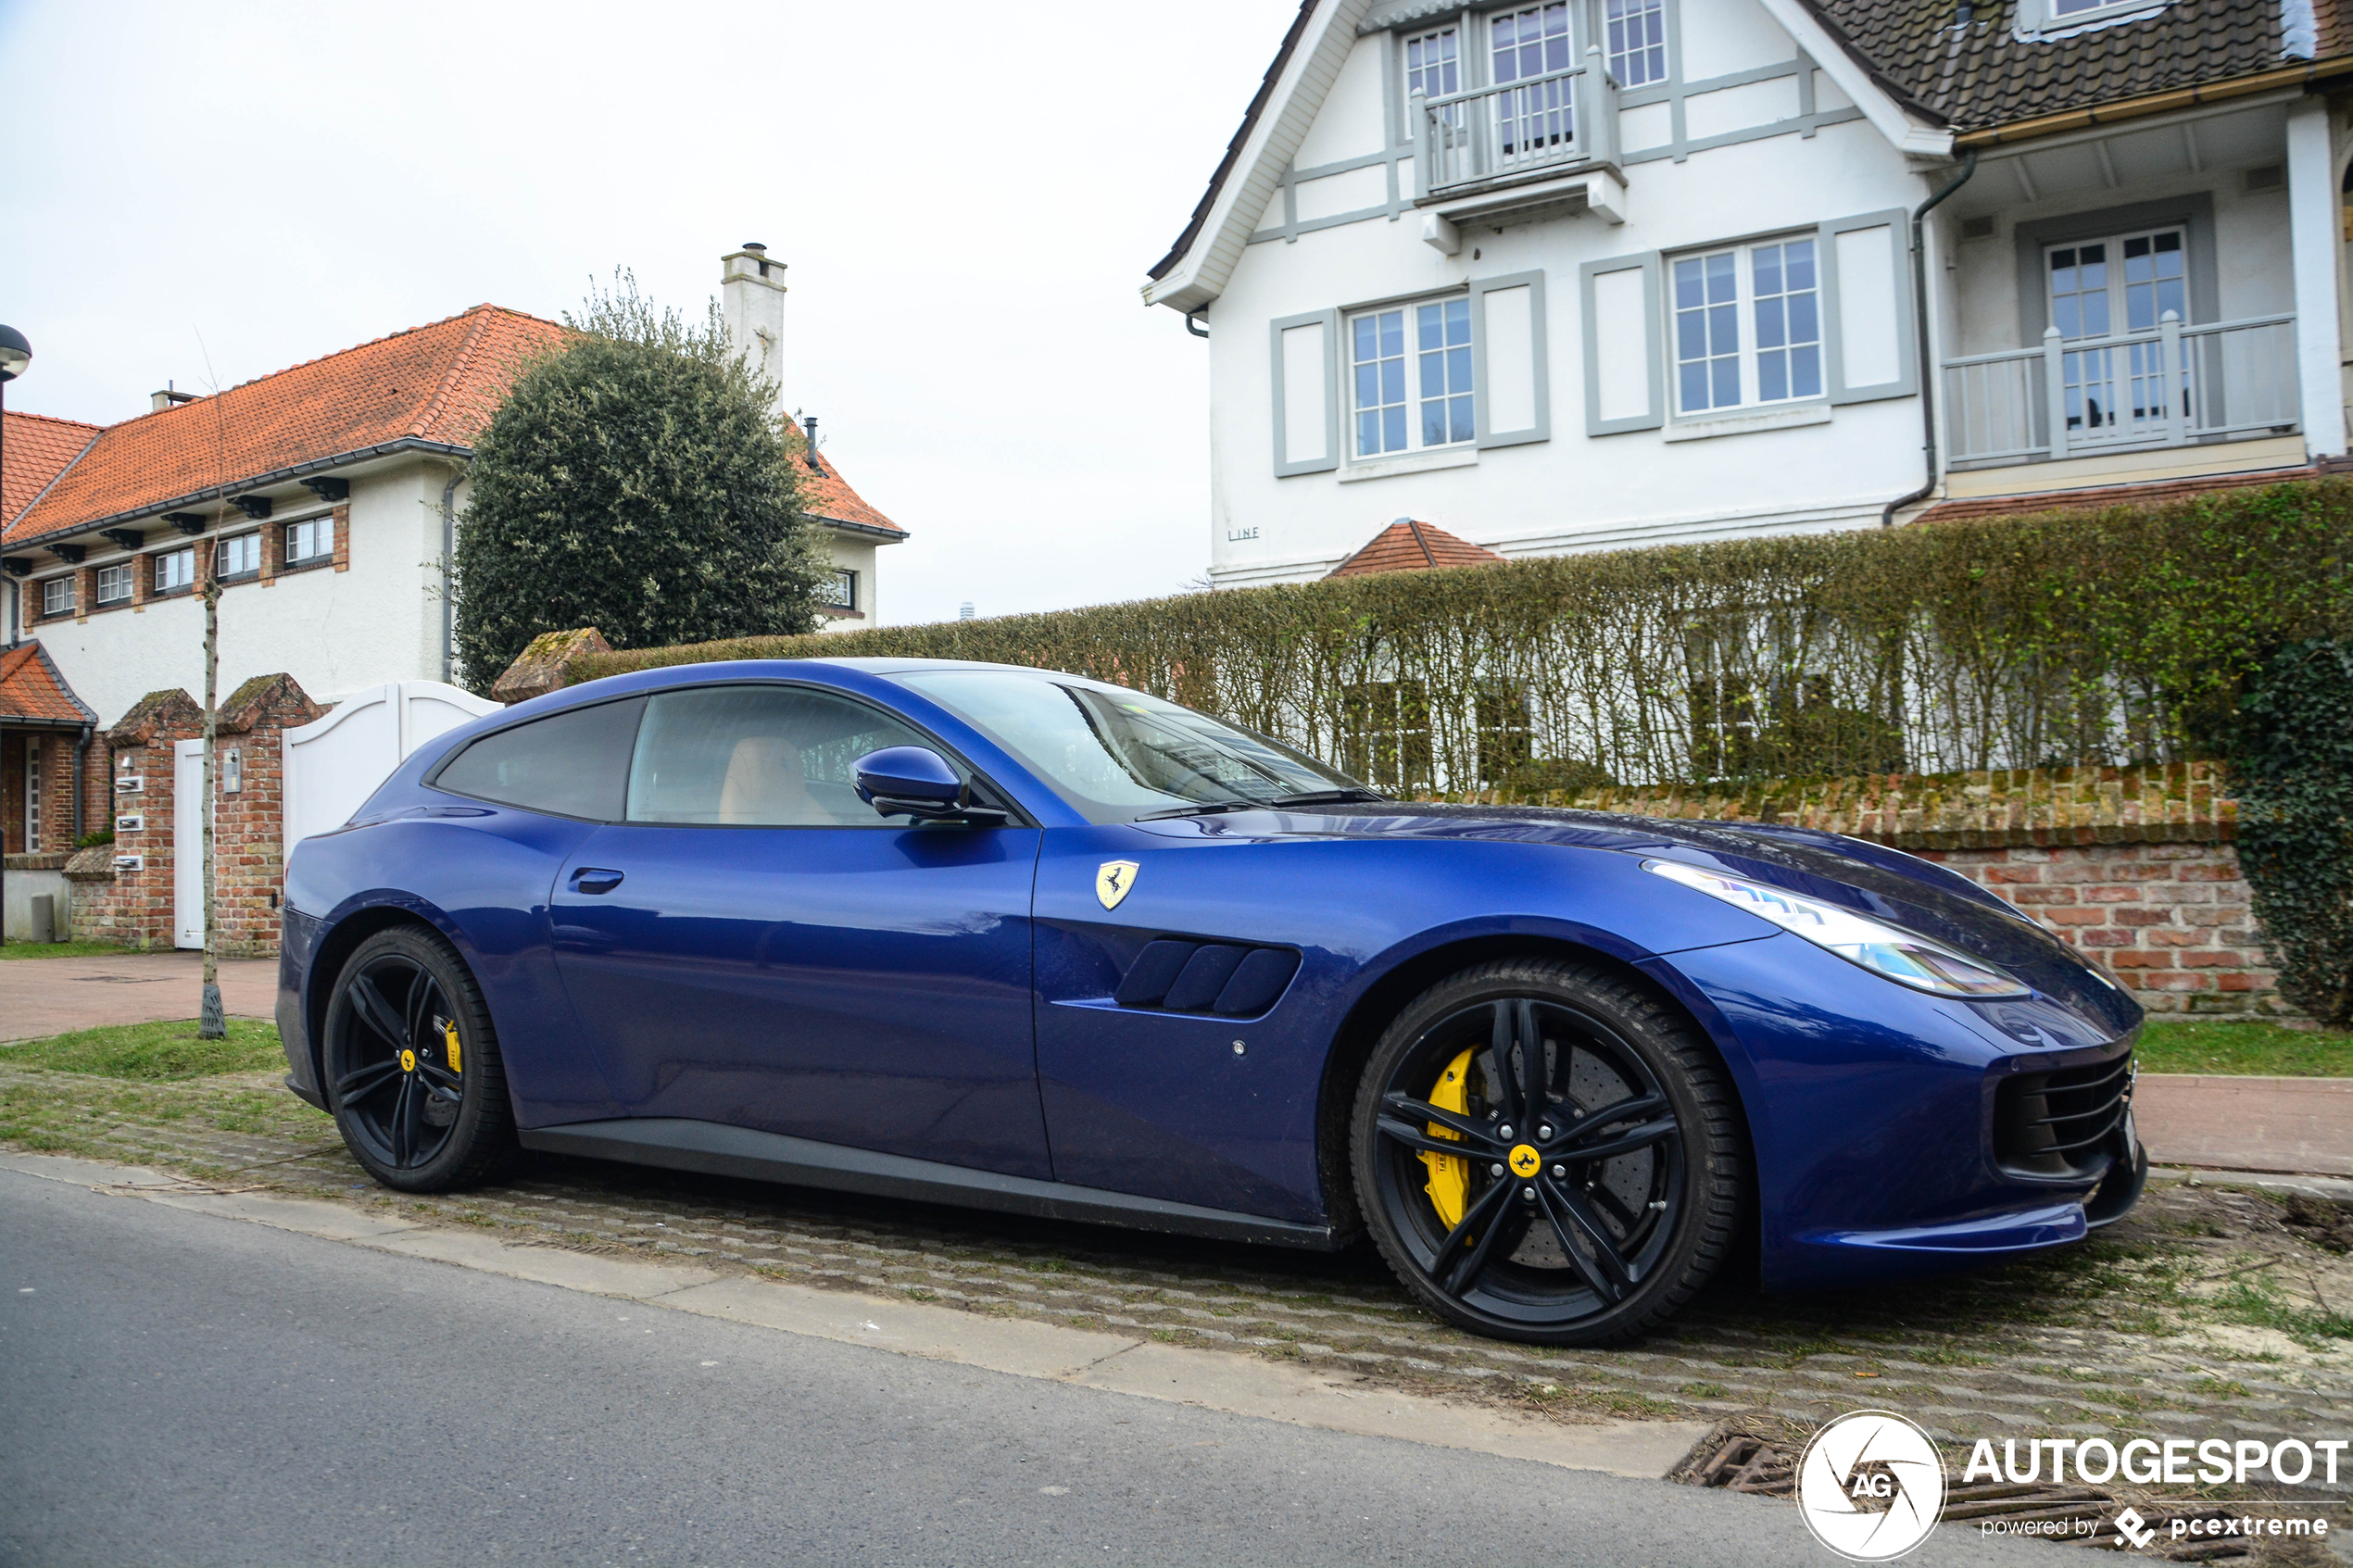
top-left (1146, 0), bottom-right (2353, 583)
top-left (0, 243), bottom-right (907, 737)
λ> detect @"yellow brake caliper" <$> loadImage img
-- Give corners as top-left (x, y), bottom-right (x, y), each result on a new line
top-left (443, 1020), bottom-right (461, 1074)
top-left (1418, 1048), bottom-right (1474, 1229)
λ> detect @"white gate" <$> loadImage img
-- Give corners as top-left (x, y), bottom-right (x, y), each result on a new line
top-left (173, 740), bottom-right (206, 949)
top-left (283, 681), bottom-right (500, 855)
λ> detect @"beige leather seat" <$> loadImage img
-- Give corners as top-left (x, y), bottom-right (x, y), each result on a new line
top-left (717, 734), bottom-right (823, 824)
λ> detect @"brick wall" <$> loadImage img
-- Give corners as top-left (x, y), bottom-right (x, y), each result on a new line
top-left (69, 674), bottom-right (322, 955)
top-left (1, 728), bottom-right (107, 856)
top-left (1917, 842), bottom-right (2280, 1016)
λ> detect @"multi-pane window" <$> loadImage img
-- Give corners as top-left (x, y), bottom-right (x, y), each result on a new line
top-left (40, 577), bottom-right (72, 617)
top-left (1419, 299), bottom-right (1474, 446)
top-left (1341, 680), bottom-right (1431, 791)
top-left (1353, 309), bottom-right (1409, 456)
top-left (217, 533), bottom-right (260, 578)
top-left (1606, 0), bottom-right (1668, 86)
top-left (1672, 237), bottom-right (1820, 415)
top-left (95, 563), bottom-right (132, 605)
top-left (1491, 4), bottom-right (1573, 161)
top-left (824, 568), bottom-right (857, 610)
top-left (285, 517), bottom-right (331, 565)
top-left (1353, 298), bottom-right (1476, 458)
top-left (154, 547), bottom-right (195, 593)
top-left (2047, 228), bottom-right (2188, 436)
top-left (1403, 25), bottom-right (1460, 106)
top-left (24, 738), bottom-right (41, 849)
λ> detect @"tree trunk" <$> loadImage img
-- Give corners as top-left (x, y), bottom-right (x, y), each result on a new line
top-left (199, 554), bottom-right (223, 1039)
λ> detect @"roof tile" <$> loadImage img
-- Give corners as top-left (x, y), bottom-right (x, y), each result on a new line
top-left (0, 641), bottom-right (96, 725)
top-left (2, 410), bottom-right (104, 531)
top-left (1326, 519), bottom-right (1504, 577)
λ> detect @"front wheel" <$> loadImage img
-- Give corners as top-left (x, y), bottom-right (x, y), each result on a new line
top-left (1351, 959), bottom-right (1747, 1345)
top-left (322, 926), bottom-right (519, 1192)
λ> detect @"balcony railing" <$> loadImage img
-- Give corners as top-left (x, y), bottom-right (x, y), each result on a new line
top-left (1413, 47), bottom-right (1620, 200)
top-left (1943, 312), bottom-right (2299, 466)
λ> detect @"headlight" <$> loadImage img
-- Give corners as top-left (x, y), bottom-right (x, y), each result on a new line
top-left (1644, 859), bottom-right (2028, 997)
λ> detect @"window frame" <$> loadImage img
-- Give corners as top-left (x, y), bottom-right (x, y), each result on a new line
top-left (283, 515), bottom-right (333, 568)
top-left (1345, 292), bottom-right (1478, 463)
top-left (822, 567), bottom-right (858, 612)
top-left (2011, 0), bottom-right (2171, 37)
top-left (216, 531), bottom-right (263, 582)
top-left (153, 546), bottom-right (197, 596)
top-left (24, 736), bottom-right (41, 848)
top-left (1665, 232), bottom-right (1828, 420)
top-left (427, 681), bottom-right (1034, 830)
top-left (94, 562), bottom-right (132, 607)
top-left (38, 576), bottom-right (73, 618)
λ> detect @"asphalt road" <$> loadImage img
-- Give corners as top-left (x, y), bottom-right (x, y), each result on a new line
top-left (0, 1169), bottom-right (2047, 1568)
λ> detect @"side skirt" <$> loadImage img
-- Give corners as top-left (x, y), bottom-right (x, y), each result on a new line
top-left (517, 1118), bottom-right (1342, 1252)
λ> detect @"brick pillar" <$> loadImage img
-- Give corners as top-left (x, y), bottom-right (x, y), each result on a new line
top-left (332, 503), bottom-right (351, 572)
top-left (74, 563), bottom-right (94, 622)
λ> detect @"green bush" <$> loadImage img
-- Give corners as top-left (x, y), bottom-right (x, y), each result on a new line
top-left (452, 272), bottom-right (832, 691)
top-left (573, 479), bottom-right (2353, 794)
top-left (2233, 640), bottom-right (2353, 1025)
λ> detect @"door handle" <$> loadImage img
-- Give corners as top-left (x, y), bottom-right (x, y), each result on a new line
top-left (571, 867), bottom-right (625, 895)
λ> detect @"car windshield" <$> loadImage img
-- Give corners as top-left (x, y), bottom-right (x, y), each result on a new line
top-left (893, 669), bottom-right (1375, 823)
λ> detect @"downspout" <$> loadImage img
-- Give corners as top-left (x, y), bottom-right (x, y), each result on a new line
top-left (1881, 148), bottom-right (1977, 527)
top-left (71, 721), bottom-right (91, 843)
top-left (439, 463), bottom-right (465, 691)
top-left (1185, 309), bottom-right (1210, 339)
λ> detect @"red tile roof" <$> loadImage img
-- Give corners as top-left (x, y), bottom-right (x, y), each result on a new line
top-left (4, 306), bottom-right (905, 546)
top-left (0, 641), bottom-right (95, 725)
top-left (2, 410), bottom-right (104, 532)
top-left (1326, 519), bottom-right (1504, 578)
top-left (798, 449), bottom-right (900, 535)
top-left (1910, 460), bottom-right (2319, 525)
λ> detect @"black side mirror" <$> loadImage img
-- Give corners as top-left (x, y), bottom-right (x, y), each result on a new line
top-left (852, 746), bottom-right (1006, 826)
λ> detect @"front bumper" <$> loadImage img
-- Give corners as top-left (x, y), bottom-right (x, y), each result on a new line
top-left (1643, 932), bottom-right (2145, 1291)
top-left (278, 906), bottom-right (326, 1110)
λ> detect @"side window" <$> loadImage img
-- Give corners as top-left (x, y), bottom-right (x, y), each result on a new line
top-left (434, 696), bottom-right (647, 821)
top-left (624, 685), bottom-right (944, 827)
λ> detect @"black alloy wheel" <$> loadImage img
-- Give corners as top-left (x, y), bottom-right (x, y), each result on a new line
top-left (1352, 959), bottom-right (1747, 1345)
top-left (323, 926), bottom-right (518, 1192)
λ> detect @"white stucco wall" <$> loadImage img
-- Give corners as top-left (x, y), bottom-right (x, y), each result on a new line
top-left (818, 532), bottom-right (881, 633)
top-left (1207, 0), bottom-right (1932, 584)
top-left (29, 458), bottom-right (453, 728)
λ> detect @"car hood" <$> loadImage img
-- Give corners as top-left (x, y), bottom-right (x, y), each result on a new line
top-left (1221, 801), bottom-right (2138, 1037)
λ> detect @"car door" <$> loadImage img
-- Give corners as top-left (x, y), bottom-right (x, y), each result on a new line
top-left (547, 681), bottom-right (1051, 1180)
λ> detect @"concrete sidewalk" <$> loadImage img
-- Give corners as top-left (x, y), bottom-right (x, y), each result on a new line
top-left (0, 951), bottom-right (278, 1043)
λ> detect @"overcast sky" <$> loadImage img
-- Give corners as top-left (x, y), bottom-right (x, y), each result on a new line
top-left (0, 1), bottom-right (1290, 626)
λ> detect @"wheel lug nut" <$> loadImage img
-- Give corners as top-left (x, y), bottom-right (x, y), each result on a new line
top-left (1538, 1124), bottom-right (1554, 1139)
top-left (1552, 1165), bottom-right (1566, 1179)
top-left (1521, 1185), bottom-right (1536, 1201)
top-left (1490, 1163), bottom-right (1505, 1177)
top-left (1497, 1125), bottom-right (1514, 1140)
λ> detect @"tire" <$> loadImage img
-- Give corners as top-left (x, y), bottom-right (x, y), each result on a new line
top-left (322, 925), bottom-right (519, 1193)
top-left (1350, 958), bottom-right (1746, 1346)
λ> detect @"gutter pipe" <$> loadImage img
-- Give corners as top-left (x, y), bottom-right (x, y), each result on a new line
top-left (1881, 148), bottom-right (1977, 528)
top-left (72, 721), bottom-right (91, 844)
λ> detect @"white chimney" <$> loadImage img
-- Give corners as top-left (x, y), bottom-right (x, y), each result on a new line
top-left (719, 242), bottom-right (788, 416)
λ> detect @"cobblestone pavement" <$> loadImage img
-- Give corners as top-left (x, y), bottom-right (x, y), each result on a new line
top-left (5, 1062), bottom-right (2350, 1459)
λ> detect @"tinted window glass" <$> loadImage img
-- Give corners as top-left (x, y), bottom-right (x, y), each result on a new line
top-left (626, 685), bottom-right (942, 826)
top-left (434, 697), bottom-right (645, 821)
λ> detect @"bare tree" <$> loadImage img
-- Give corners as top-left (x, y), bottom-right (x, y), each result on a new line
top-left (195, 337), bottom-right (230, 1039)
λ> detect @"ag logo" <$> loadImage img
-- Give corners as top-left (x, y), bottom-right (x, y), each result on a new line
top-left (1096, 860), bottom-right (1140, 911)
top-left (1796, 1410), bottom-right (1945, 1562)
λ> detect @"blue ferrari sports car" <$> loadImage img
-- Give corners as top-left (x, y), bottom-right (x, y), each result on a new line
top-left (279, 659), bottom-right (2145, 1345)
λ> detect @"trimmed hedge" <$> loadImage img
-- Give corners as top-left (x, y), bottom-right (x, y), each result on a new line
top-left (572, 480), bottom-right (2353, 792)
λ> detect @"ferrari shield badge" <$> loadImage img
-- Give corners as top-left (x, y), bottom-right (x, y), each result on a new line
top-left (1096, 859), bottom-right (1140, 910)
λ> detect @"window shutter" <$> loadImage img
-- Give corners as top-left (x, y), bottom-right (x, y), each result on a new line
top-left (1269, 309), bottom-right (1340, 476)
top-left (1470, 270), bottom-right (1550, 448)
top-left (1579, 252), bottom-right (1664, 434)
top-left (1820, 209), bottom-right (1917, 405)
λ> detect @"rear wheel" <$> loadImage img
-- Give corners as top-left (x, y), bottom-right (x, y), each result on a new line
top-left (1351, 958), bottom-right (1745, 1345)
top-left (323, 926), bottom-right (518, 1192)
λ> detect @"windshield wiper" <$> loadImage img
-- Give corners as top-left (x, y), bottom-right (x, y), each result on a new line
top-left (1134, 800), bottom-right (1260, 821)
top-left (1265, 788), bottom-right (1390, 807)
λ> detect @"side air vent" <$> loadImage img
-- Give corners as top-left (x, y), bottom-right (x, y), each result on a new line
top-left (1114, 939), bottom-right (1301, 1018)
top-left (1993, 1050), bottom-right (2134, 1180)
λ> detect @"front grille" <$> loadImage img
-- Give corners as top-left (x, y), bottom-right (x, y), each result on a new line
top-left (1993, 1049), bottom-right (2134, 1180)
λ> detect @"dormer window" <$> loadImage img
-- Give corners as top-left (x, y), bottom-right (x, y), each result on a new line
top-left (2012, 0), bottom-right (2170, 39)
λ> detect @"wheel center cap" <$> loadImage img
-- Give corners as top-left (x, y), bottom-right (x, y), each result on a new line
top-left (399, 1048), bottom-right (417, 1073)
top-left (1507, 1144), bottom-right (1541, 1178)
